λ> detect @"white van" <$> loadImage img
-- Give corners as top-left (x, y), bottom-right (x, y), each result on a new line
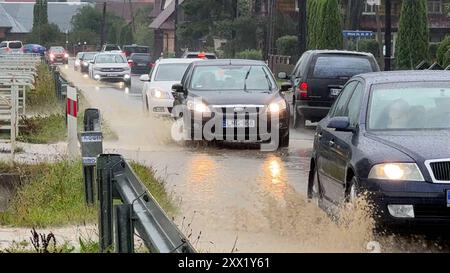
top-left (0, 41), bottom-right (23, 54)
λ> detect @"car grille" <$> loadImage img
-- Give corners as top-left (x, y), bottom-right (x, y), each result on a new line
top-left (100, 68), bottom-right (124, 72)
top-left (429, 161), bottom-right (450, 182)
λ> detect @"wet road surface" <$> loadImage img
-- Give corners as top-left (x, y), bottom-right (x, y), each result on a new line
top-left (60, 63), bottom-right (450, 253)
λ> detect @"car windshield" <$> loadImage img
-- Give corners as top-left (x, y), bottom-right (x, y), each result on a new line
top-left (51, 47), bottom-right (65, 53)
top-left (82, 53), bottom-right (97, 60)
top-left (105, 45), bottom-right (120, 51)
top-left (190, 65), bottom-right (275, 91)
top-left (312, 55), bottom-right (373, 78)
top-left (126, 47), bottom-right (149, 54)
top-left (154, 63), bottom-right (190, 81)
top-left (368, 82), bottom-right (450, 131)
top-left (9, 42), bottom-right (22, 49)
top-left (95, 54), bottom-right (126, 64)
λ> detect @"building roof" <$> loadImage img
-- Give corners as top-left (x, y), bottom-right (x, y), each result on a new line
top-left (149, 0), bottom-right (184, 30)
top-left (0, 2), bottom-right (93, 33)
top-left (0, 4), bottom-right (27, 33)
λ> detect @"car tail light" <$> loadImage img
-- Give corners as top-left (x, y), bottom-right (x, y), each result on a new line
top-left (299, 82), bottom-right (308, 100)
top-left (128, 60), bottom-right (135, 67)
top-left (50, 53), bottom-right (55, 59)
top-left (149, 63), bottom-right (154, 68)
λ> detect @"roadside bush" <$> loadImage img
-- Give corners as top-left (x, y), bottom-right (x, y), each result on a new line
top-left (276, 35), bottom-right (298, 57)
top-left (429, 43), bottom-right (440, 61)
top-left (235, 49), bottom-right (263, 60)
top-left (27, 63), bottom-right (58, 111)
top-left (437, 36), bottom-right (450, 67)
top-left (358, 39), bottom-right (380, 58)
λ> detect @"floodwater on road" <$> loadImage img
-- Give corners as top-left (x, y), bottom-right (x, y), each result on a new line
top-left (59, 64), bottom-right (450, 253)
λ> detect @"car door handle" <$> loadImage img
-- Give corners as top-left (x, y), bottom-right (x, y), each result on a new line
top-left (317, 132), bottom-right (323, 140)
top-left (329, 140), bottom-right (335, 146)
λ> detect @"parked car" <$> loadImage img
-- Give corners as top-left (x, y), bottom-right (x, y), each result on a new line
top-left (139, 58), bottom-right (200, 117)
top-left (46, 46), bottom-right (69, 65)
top-left (22, 44), bottom-right (46, 56)
top-left (89, 52), bottom-right (131, 87)
top-left (181, 51), bottom-right (217, 59)
top-left (123, 44), bottom-right (150, 59)
top-left (129, 53), bottom-right (152, 75)
top-left (0, 40), bottom-right (23, 54)
top-left (171, 59), bottom-right (291, 148)
top-left (281, 50), bottom-right (379, 129)
top-left (74, 52), bottom-right (85, 71)
top-left (79, 52), bottom-right (98, 73)
top-left (101, 44), bottom-right (122, 53)
top-left (307, 70), bottom-right (450, 228)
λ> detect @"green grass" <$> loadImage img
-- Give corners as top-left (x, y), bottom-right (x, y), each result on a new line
top-left (0, 160), bottom-right (176, 228)
top-left (18, 114), bottom-right (67, 144)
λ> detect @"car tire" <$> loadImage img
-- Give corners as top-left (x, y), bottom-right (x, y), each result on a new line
top-left (292, 102), bottom-right (306, 129)
top-left (125, 80), bottom-right (131, 88)
top-left (307, 164), bottom-right (323, 207)
top-left (278, 129), bottom-right (289, 148)
top-left (346, 176), bottom-right (360, 205)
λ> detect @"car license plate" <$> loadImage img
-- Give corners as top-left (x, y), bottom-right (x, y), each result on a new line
top-left (447, 190), bottom-right (450, 207)
top-left (330, 88), bottom-right (341, 96)
top-left (223, 119), bottom-right (255, 128)
top-left (107, 74), bottom-right (116, 77)
top-left (138, 63), bottom-right (146, 66)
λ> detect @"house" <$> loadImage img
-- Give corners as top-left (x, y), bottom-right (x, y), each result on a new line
top-left (359, 0), bottom-right (450, 46)
top-left (0, 1), bottom-right (92, 41)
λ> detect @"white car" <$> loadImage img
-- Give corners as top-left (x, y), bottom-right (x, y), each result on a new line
top-left (0, 41), bottom-right (23, 54)
top-left (89, 53), bottom-right (132, 87)
top-left (140, 58), bottom-right (201, 116)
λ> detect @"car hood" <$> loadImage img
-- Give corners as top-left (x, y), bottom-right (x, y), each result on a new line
top-left (188, 90), bottom-right (279, 106)
top-left (366, 130), bottom-right (450, 161)
top-left (93, 63), bottom-right (129, 69)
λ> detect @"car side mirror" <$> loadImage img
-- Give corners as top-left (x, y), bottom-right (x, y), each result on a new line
top-left (172, 83), bottom-right (184, 93)
top-left (327, 116), bottom-right (353, 132)
top-left (89, 60), bottom-right (94, 64)
top-left (139, 74), bottom-right (150, 82)
top-left (280, 82), bottom-right (292, 92)
top-left (278, 72), bottom-right (287, 79)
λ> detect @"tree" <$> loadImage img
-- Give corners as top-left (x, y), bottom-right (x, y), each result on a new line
top-left (30, 0), bottom-right (59, 46)
top-left (395, 0), bottom-right (430, 69)
top-left (308, 0), bottom-right (343, 50)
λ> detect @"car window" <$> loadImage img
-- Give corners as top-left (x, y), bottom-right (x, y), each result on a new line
top-left (0, 42), bottom-right (7, 48)
top-left (131, 54), bottom-right (151, 61)
top-left (330, 81), bottom-right (358, 117)
top-left (346, 82), bottom-right (364, 127)
top-left (82, 53), bottom-right (97, 60)
top-left (9, 42), bottom-right (22, 49)
top-left (51, 47), bottom-right (65, 53)
top-left (154, 63), bottom-right (190, 81)
top-left (95, 54), bottom-right (126, 63)
top-left (368, 82), bottom-right (450, 130)
top-left (294, 53), bottom-right (308, 78)
top-left (312, 55), bottom-right (374, 79)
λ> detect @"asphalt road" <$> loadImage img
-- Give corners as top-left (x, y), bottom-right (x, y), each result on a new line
top-left (60, 63), bottom-right (450, 253)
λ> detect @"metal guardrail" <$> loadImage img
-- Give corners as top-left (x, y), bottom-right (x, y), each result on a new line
top-left (0, 53), bottom-right (41, 153)
top-left (415, 60), bottom-right (446, 71)
top-left (79, 108), bottom-right (196, 253)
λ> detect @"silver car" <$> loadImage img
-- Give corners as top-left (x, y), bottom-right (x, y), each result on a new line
top-left (89, 53), bottom-right (131, 87)
top-left (0, 41), bottom-right (23, 54)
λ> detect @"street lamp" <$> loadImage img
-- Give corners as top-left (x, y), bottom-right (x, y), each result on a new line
top-left (297, 0), bottom-right (307, 56)
top-left (384, 0), bottom-right (392, 71)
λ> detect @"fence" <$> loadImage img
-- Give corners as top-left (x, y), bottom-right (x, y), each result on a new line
top-left (79, 108), bottom-right (196, 253)
top-left (415, 60), bottom-right (450, 70)
top-left (0, 53), bottom-right (41, 154)
top-left (268, 54), bottom-right (295, 76)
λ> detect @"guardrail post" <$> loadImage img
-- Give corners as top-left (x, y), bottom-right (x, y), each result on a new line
top-left (97, 154), bottom-right (123, 252)
top-left (115, 204), bottom-right (134, 253)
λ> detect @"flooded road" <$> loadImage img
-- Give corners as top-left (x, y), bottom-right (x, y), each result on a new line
top-left (60, 64), bottom-right (450, 253)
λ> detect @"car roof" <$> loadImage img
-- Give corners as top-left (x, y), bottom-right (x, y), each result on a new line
top-left (191, 59), bottom-right (266, 66)
top-left (185, 51), bottom-right (216, 55)
top-left (156, 58), bottom-right (202, 64)
top-left (357, 70), bottom-right (450, 85)
top-left (306, 49), bottom-right (374, 57)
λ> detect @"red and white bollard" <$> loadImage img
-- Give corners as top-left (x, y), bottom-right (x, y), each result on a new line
top-left (67, 86), bottom-right (78, 158)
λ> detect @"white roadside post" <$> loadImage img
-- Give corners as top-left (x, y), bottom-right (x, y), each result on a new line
top-left (67, 85), bottom-right (78, 158)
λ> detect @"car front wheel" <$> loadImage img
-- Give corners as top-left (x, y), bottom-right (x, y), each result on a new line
top-left (308, 165), bottom-right (323, 207)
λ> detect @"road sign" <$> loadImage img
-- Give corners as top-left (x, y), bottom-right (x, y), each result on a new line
top-left (343, 30), bottom-right (374, 38)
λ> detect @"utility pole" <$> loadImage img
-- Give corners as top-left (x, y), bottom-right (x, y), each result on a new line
top-left (297, 0), bottom-right (307, 56)
top-left (129, 0), bottom-right (136, 34)
top-left (231, 0), bottom-right (238, 57)
top-left (174, 0), bottom-right (179, 57)
top-left (100, 2), bottom-right (107, 48)
top-left (384, 0), bottom-right (392, 71)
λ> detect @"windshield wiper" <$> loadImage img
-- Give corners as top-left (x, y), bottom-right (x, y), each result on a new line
top-left (262, 68), bottom-right (273, 92)
top-left (243, 66), bottom-right (252, 93)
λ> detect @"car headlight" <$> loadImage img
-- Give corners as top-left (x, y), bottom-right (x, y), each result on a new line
top-left (187, 100), bottom-right (210, 113)
top-left (75, 60), bottom-right (80, 66)
top-left (82, 61), bottom-right (89, 66)
top-left (368, 163), bottom-right (424, 181)
top-left (150, 89), bottom-right (169, 99)
top-left (269, 99), bottom-right (287, 113)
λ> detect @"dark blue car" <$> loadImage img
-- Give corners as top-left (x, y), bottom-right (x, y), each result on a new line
top-left (22, 44), bottom-right (46, 56)
top-left (308, 71), bottom-right (450, 228)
